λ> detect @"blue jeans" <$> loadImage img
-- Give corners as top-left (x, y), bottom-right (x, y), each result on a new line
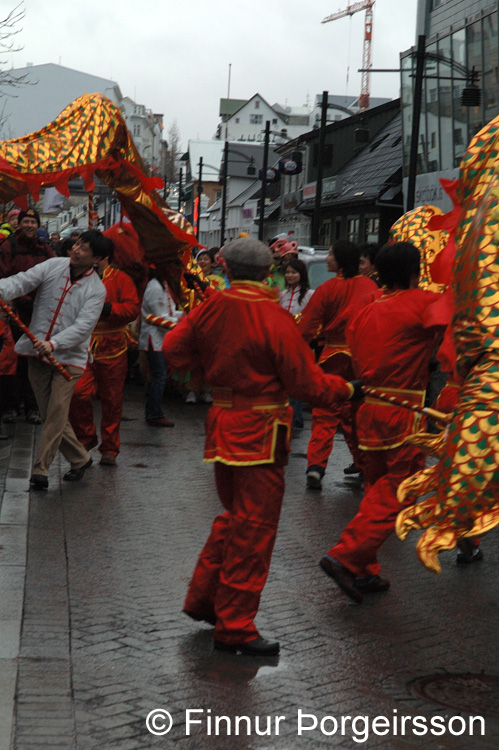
top-left (145, 348), bottom-right (167, 420)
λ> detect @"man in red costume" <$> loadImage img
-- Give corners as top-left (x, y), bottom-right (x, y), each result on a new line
top-left (300, 239), bottom-right (377, 490)
top-left (69, 237), bottom-right (139, 466)
top-left (320, 242), bottom-right (446, 602)
top-left (163, 237), bottom-right (357, 656)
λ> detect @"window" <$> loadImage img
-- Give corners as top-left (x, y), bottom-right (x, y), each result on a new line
top-left (319, 221), bottom-right (331, 246)
top-left (250, 114), bottom-right (263, 124)
top-left (255, 100), bottom-right (260, 109)
top-left (365, 216), bottom-right (379, 243)
top-left (235, 118), bottom-right (240, 123)
top-left (347, 216), bottom-right (360, 242)
top-left (272, 118), bottom-right (278, 124)
top-left (133, 124), bottom-right (141, 136)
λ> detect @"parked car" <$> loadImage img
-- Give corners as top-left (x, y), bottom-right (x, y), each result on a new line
top-left (297, 245), bottom-right (331, 289)
top-left (60, 226), bottom-right (87, 240)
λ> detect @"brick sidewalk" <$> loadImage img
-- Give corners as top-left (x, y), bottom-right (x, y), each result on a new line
top-left (1, 386), bottom-right (498, 749)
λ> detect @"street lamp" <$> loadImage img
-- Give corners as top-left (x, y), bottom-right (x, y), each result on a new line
top-left (360, 36), bottom-right (482, 212)
top-left (257, 122), bottom-right (303, 242)
top-left (406, 38), bottom-right (481, 210)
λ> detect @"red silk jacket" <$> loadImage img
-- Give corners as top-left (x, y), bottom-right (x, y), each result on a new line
top-left (346, 288), bottom-right (446, 450)
top-left (299, 274), bottom-right (377, 365)
top-left (90, 266), bottom-right (140, 361)
top-left (163, 281), bottom-right (352, 465)
top-left (0, 319), bottom-right (17, 375)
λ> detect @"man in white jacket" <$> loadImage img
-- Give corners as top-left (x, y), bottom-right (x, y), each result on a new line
top-left (0, 229), bottom-right (107, 490)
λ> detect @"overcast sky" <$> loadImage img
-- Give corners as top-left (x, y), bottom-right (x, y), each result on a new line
top-left (15, 0), bottom-right (418, 149)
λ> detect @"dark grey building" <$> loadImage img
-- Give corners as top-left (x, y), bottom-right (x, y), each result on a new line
top-left (401, 0), bottom-right (498, 209)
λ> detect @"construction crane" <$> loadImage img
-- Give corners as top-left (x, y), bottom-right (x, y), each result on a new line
top-left (322, 1), bottom-right (375, 111)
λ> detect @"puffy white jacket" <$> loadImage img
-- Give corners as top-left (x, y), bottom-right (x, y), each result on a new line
top-left (139, 278), bottom-right (182, 352)
top-left (0, 257), bottom-right (106, 369)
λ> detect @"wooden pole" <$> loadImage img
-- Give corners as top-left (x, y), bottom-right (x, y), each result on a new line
top-left (0, 299), bottom-right (73, 381)
top-left (362, 385), bottom-right (452, 425)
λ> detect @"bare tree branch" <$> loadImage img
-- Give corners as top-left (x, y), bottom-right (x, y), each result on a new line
top-left (165, 120), bottom-right (181, 183)
top-left (0, 3), bottom-right (35, 97)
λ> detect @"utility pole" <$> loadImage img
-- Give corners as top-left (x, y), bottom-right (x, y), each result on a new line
top-left (178, 167), bottom-right (183, 213)
top-left (220, 140), bottom-right (229, 246)
top-left (258, 120), bottom-right (271, 242)
top-left (406, 35), bottom-right (426, 212)
top-left (311, 91), bottom-right (328, 245)
top-left (196, 157), bottom-right (203, 239)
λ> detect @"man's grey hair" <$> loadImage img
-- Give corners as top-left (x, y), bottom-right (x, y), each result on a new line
top-left (222, 238), bottom-right (273, 281)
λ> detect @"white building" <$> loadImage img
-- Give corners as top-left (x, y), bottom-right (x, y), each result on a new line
top-left (0, 62), bottom-right (165, 232)
top-left (0, 63), bottom-right (164, 168)
top-left (218, 93), bottom-right (312, 143)
top-left (217, 92), bottom-right (393, 144)
top-left (119, 97), bottom-right (164, 174)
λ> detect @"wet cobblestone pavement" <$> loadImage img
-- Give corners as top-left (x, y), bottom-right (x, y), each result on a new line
top-left (0, 384), bottom-right (498, 749)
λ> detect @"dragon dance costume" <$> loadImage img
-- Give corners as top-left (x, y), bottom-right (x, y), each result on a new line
top-left (396, 115), bottom-right (499, 573)
top-left (69, 265), bottom-right (139, 458)
top-left (326, 287), bottom-right (445, 577)
top-left (163, 281), bottom-right (352, 646)
top-left (300, 273), bottom-right (377, 476)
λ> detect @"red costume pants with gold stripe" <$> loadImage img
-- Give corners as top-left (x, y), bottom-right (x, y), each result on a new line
top-left (328, 443), bottom-right (425, 577)
top-left (183, 461), bottom-right (285, 645)
top-left (69, 353), bottom-right (128, 456)
top-left (307, 353), bottom-right (363, 472)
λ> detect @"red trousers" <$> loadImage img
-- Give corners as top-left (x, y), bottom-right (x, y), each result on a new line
top-left (69, 353), bottom-right (128, 456)
top-left (328, 443), bottom-right (425, 577)
top-left (184, 461), bottom-right (285, 645)
top-left (307, 353), bottom-right (363, 471)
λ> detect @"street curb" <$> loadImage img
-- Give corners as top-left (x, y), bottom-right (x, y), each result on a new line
top-left (0, 424), bottom-right (33, 750)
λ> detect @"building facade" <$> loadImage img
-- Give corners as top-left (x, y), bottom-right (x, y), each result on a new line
top-left (401, 0), bottom-right (498, 209)
top-left (273, 99), bottom-right (402, 247)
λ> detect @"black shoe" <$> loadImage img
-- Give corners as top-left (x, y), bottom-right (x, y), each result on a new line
top-left (26, 410), bottom-right (42, 425)
top-left (183, 609), bottom-right (216, 626)
top-left (343, 463), bottom-right (362, 475)
top-left (30, 474), bottom-right (48, 490)
top-left (214, 636), bottom-right (280, 656)
top-left (456, 540), bottom-right (483, 564)
top-left (319, 555), bottom-right (363, 603)
top-left (355, 574), bottom-right (390, 593)
top-left (306, 471), bottom-right (322, 490)
top-left (63, 458), bottom-right (93, 482)
top-left (2, 409), bottom-right (19, 424)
